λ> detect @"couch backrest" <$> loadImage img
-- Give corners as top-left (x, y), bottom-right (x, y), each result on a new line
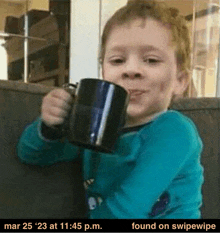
top-left (0, 80), bottom-right (87, 218)
top-left (0, 80), bottom-right (219, 219)
top-left (171, 98), bottom-right (220, 219)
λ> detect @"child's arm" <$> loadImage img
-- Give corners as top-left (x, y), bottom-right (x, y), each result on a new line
top-left (89, 112), bottom-right (203, 218)
top-left (17, 117), bottom-right (79, 166)
top-left (17, 88), bottom-right (79, 166)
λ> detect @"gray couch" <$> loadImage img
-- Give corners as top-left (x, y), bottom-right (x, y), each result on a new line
top-left (0, 80), bottom-right (219, 219)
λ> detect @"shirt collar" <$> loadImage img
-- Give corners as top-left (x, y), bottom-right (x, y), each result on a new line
top-left (123, 109), bottom-right (168, 129)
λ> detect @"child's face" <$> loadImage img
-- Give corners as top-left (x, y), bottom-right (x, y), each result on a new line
top-left (102, 18), bottom-right (188, 126)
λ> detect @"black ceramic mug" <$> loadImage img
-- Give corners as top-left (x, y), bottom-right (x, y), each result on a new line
top-left (63, 78), bottom-right (129, 153)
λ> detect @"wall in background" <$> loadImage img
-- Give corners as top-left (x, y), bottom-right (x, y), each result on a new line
top-left (69, 0), bottom-right (127, 84)
top-left (0, 0), bottom-right (49, 32)
top-left (0, 2), bottom-right (25, 31)
top-left (0, 39), bottom-right (8, 80)
top-left (28, 0), bottom-right (49, 11)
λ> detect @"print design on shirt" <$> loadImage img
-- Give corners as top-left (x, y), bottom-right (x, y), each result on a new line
top-left (149, 191), bottom-right (170, 217)
top-left (88, 195), bottom-right (103, 210)
top-left (84, 179), bottom-right (103, 210)
top-left (84, 179), bottom-right (95, 190)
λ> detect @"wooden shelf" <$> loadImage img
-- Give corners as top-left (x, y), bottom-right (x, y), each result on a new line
top-left (5, 14), bottom-right (60, 64)
top-left (5, 11), bottom-right (70, 87)
top-left (29, 68), bottom-right (69, 82)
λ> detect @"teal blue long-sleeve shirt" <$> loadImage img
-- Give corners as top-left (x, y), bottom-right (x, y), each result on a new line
top-left (17, 110), bottom-right (204, 219)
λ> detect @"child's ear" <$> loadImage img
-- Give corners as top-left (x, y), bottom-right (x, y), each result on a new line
top-left (174, 70), bottom-right (190, 96)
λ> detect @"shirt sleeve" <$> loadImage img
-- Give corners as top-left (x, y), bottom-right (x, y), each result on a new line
top-left (17, 117), bottom-right (79, 166)
top-left (90, 112), bottom-right (203, 218)
top-left (40, 120), bottom-right (65, 140)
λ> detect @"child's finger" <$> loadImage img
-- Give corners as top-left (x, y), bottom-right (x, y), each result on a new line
top-left (50, 89), bottom-right (73, 104)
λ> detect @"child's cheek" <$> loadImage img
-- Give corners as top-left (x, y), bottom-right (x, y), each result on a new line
top-left (159, 78), bottom-right (174, 94)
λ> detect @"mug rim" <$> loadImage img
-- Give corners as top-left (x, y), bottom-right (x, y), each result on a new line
top-left (80, 78), bottom-right (128, 95)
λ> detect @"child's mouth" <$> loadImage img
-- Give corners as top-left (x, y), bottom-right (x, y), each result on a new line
top-left (128, 89), bottom-right (146, 97)
top-left (127, 89), bottom-right (147, 101)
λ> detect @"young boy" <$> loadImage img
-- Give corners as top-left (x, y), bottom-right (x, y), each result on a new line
top-left (17, 0), bottom-right (204, 219)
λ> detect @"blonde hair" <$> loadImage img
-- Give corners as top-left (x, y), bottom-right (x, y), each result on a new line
top-left (100, 0), bottom-right (191, 75)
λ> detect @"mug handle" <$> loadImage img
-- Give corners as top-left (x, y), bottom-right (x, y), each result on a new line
top-left (59, 83), bottom-right (78, 135)
top-left (62, 83), bottom-right (78, 96)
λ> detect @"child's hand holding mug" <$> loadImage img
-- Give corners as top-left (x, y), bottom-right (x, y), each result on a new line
top-left (41, 88), bottom-right (73, 128)
top-left (41, 78), bottom-right (128, 153)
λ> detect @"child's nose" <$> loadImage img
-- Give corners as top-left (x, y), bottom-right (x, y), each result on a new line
top-left (122, 72), bottom-right (141, 79)
top-left (122, 59), bottom-right (142, 79)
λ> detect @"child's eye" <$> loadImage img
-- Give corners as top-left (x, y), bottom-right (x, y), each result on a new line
top-left (144, 58), bottom-right (161, 64)
top-left (110, 58), bottom-right (124, 65)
